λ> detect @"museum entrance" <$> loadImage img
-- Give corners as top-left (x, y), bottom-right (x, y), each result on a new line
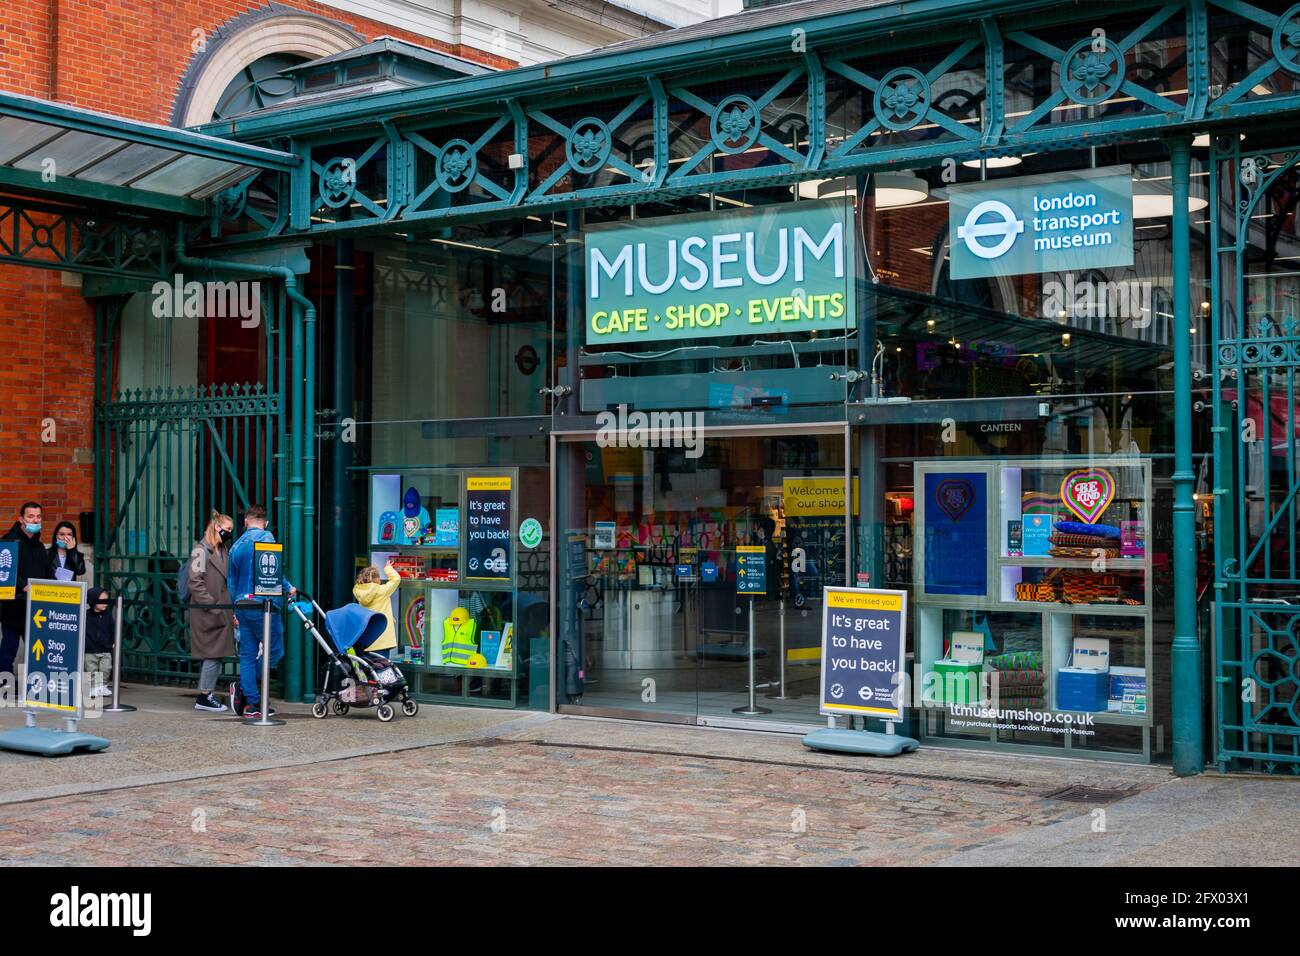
top-left (554, 425), bottom-right (850, 730)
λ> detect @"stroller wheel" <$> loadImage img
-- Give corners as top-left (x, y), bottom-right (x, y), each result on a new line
top-left (332, 700), bottom-right (349, 716)
top-left (376, 703), bottom-right (395, 723)
top-left (311, 701), bottom-right (329, 719)
top-left (402, 698), bottom-right (419, 717)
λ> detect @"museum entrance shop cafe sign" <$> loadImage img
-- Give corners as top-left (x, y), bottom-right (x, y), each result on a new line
top-left (0, 578), bottom-right (109, 755)
top-left (949, 166), bottom-right (1134, 279)
top-left (585, 200), bottom-right (854, 345)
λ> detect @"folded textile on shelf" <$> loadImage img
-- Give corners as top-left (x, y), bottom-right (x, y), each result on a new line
top-left (986, 650), bottom-right (1044, 671)
top-left (1055, 520), bottom-right (1122, 539)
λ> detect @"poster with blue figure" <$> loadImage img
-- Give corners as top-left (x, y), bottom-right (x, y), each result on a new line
top-left (923, 472), bottom-right (987, 596)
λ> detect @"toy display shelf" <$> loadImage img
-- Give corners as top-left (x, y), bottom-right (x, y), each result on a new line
top-left (913, 457), bottom-right (1155, 759)
top-left (998, 555), bottom-right (1145, 569)
top-left (915, 606), bottom-right (1153, 738)
top-left (395, 656), bottom-right (522, 708)
top-left (385, 574), bottom-right (524, 709)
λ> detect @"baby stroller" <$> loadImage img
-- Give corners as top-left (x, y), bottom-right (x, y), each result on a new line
top-left (289, 597), bottom-right (419, 722)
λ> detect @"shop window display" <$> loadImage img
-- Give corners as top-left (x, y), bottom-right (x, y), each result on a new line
top-left (365, 468), bottom-right (532, 708)
top-left (910, 459), bottom-right (1154, 758)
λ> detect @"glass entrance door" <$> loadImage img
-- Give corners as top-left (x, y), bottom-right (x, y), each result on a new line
top-left (556, 427), bottom-right (848, 727)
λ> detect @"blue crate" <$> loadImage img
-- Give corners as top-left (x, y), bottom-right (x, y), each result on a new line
top-left (1057, 668), bottom-right (1109, 712)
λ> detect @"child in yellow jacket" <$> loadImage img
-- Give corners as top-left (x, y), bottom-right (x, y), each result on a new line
top-left (352, 559), bottom-right (401, 658)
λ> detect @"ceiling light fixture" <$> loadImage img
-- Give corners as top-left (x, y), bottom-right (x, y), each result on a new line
top-left (874, 171), bottom-right (929, 208)
top-left (961, 154), bottom-right (1029, 169)
top-left (1132, 177), bottom-right (1209, 219)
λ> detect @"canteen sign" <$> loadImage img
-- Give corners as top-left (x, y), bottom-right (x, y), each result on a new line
top-left (949, 166), bottom-right (1133, 279)
top-left (585, 200), bottom-right (854, 345)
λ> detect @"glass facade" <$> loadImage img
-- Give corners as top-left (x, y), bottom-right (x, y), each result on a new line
top-left (306, 130), bottom-right (1216, 763)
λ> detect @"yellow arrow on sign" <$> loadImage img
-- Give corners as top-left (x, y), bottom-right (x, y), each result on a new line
top-left (32, 638), bottom-right (44, 661)
top-left (32, 609), bottom-right (46, 628)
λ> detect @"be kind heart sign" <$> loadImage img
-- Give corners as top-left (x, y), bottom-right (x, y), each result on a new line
top-left (1060, 468), bottom-right (1115, 523)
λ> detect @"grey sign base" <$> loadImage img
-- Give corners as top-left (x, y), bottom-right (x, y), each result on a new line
top-left (0, 726), bottom-right (110, 756)
top-left (801, 728), bottom-right (919, 757)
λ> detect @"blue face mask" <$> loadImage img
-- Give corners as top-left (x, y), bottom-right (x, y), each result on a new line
top-left (24, 523), bottom-right (41, 535)
top-left (56, 539), bottom-right (70, 549)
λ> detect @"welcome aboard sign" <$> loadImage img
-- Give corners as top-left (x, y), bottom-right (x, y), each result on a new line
top-left (584, 199), bottom-right (854, 346)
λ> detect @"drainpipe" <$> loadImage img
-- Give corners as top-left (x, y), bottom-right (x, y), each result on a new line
top-left (175, 227), bottom-right (314, 703)
top-left (1169, 139), bottom-right (1203, 775)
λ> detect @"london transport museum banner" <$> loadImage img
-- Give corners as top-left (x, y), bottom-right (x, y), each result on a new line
top-left (948, 165), bottom-right (1134, 280)
top-left (584, 199), bottom-right (854, 345)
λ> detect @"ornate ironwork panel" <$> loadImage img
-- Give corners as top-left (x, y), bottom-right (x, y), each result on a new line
top-left (0, 197), bottom-right (172, 279)
top-left (1211, 135), bottom-right (1300, 772)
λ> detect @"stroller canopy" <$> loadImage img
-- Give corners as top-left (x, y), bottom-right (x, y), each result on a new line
top-left (324, 603), bottom-right (388, 653)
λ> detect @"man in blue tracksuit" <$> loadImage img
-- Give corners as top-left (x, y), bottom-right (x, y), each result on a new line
top-left (226, 503), bottom-right (294, 718)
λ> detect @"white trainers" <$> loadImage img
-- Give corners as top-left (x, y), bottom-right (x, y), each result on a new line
top-left (90, 685), bottom-right (113, 698)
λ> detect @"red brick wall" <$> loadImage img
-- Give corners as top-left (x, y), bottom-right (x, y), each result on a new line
top-left (0, 268), bottom-right (95, 526)
top-left (0, 0), bottom-right (511, 523)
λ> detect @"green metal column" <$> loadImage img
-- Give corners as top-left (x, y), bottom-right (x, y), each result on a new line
top-left (1170, 138), bottom-right (1203, 775)
top-left (287, 280), bottom-right (305, 701)
top-left (331, 240), bottom-right (355, 610)
top-left (301, 262), bottom-right (318, 701)
top-left (854, 178), bottom-right (884, 590)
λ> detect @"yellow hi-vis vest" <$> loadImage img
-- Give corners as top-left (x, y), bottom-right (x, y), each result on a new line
top-left (441, 617), bottom-right (478, 665)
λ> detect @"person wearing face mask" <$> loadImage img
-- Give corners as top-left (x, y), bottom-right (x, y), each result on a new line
top-left (47, 521), bottom-right (87, 582)
top-left (0, 502), bottom-right (54, 687)
top-left (187, 511), bottom-right (236, 712)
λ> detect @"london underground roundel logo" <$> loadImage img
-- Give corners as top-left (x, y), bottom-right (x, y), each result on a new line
top-left (956, 199), bottom-right (1025, 260)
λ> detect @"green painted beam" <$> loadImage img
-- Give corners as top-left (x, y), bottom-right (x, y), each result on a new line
top-left (195, 0), bottom-right (1055, 141)
top-left (0, 91), bottom-right (299, 172)
top-left (0, 164), bottom-right (206, 217)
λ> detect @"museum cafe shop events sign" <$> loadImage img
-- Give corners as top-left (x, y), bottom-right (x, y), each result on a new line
top-left (584, 199), bottom-right (854, 345)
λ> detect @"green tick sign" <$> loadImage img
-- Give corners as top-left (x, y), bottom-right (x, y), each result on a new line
top-left (584, 200), bottom-right (854, 345)
top-left (519, 518), bottom-right (543, 549)
top-left (949, 166), bottom-right (1134, 280)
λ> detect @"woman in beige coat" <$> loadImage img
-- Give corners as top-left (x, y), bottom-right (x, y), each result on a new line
top-left (188, 511), bottom-right (236, 712)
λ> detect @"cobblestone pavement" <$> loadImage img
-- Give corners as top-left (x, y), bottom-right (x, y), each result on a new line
top-left (3, 714), bottom-right (1291, 866)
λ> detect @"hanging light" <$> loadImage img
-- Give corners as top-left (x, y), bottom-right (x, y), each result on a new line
top-left (874, 171), bottom-right (929, 207)
top-left (961, 154), bottom-right (1028, 169)
top-left (1192, 132), bottom-right (1244, 149)
top-left (1132, 177), bottom-right (1208, 219)
top-left (816, 177), bottom-right (856, 200)
top-left (793, 177), bottom-right (857, 200)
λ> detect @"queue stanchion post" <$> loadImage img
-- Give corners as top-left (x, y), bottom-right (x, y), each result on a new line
top-left (733, 597), bottom-right (771, 716)
top-left (244, 598), bottom-right (285, 727)
top-left (102, 594), bottom-right (136, 713)
top-left (767, 595), bottom-right (793, 700)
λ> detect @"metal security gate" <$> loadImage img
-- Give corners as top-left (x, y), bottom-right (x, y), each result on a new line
top-left (1211, 138), bottom-right (1300, 774)
top-left (93, 294), bottom-right (285, 684)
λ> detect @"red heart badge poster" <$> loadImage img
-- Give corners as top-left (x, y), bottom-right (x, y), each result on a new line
top-left (1060, 468), bottom-right (1116, 523)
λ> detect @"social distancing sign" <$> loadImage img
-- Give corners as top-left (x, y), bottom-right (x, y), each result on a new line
top-left (819, 587), bottom-right (908, 719)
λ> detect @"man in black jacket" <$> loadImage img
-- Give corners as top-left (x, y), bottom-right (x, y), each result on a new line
top-left (1, 502), bottom-right (53, 685)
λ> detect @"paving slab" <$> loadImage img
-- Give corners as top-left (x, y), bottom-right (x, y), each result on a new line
top-left (0, 682), bottom-right (553, 805)
top-left (0, 702), bottom-right (1293, 866)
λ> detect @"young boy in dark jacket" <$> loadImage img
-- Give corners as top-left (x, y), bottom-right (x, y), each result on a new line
top-left (84, 587), bottom-right (116, 698)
